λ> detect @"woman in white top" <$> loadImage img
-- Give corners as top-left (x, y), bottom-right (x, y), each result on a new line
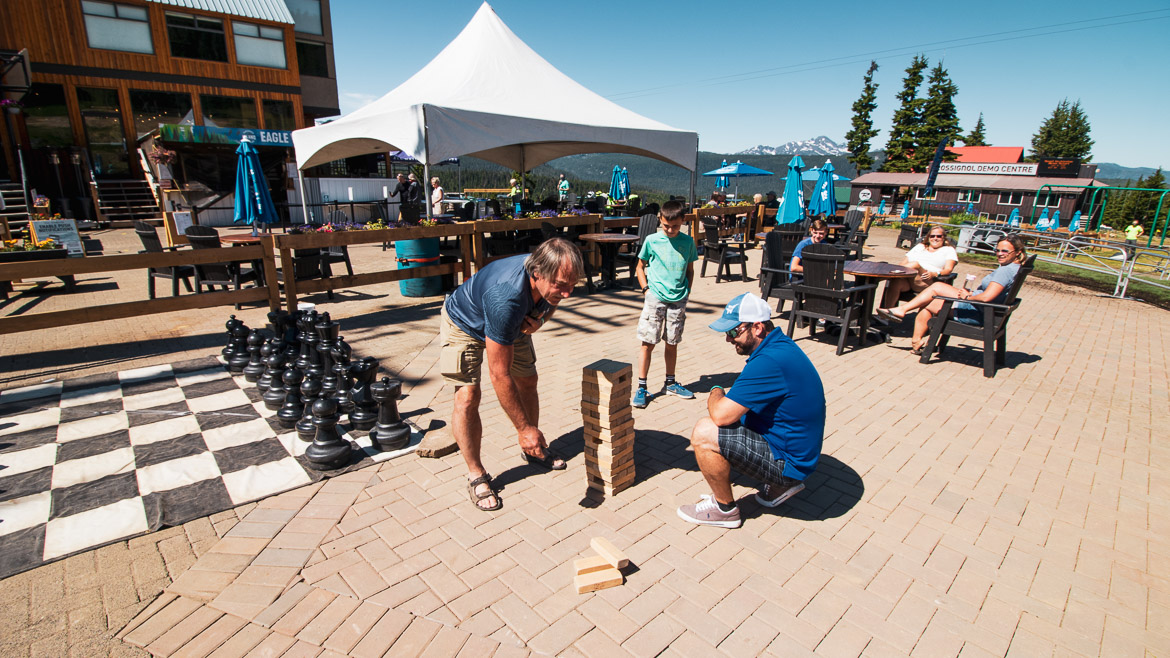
top-left (880, 227), bottom-right (959, 307)
top-left (430, 177), bottom-right (444, 216)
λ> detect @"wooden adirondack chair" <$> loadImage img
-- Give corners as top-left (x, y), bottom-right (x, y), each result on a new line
top-left (787, 243), bottom-right (876, 356)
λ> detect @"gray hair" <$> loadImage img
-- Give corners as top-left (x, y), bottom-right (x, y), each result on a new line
top-left (524, 237), bottom-right (583, 281)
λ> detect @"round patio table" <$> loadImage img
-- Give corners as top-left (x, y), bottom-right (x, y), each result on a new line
top-left (845, 260), bottom-right (918, 337)
top-left (578, 233), bottom-right (639, 290)
top-left (221, 233), bottom-right (264, 245)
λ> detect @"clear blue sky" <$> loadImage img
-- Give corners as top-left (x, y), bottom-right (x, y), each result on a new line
top-left (330, 1), bottom-right (1168, 169)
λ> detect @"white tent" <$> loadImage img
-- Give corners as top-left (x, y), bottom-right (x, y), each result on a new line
top-left (291, 2), bottom-right (698, 218)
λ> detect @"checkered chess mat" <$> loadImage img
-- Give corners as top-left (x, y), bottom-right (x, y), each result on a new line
top-left (0, 357), bottom-right (419, 580)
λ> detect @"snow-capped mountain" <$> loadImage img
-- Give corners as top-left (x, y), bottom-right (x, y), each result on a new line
top-left (739, 136), bottom-right (849, 157)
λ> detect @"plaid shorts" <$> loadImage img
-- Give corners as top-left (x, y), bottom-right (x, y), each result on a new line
top-left (717, 423), bottom-right (797, 488)
top-left (637, 292), bottom-right (687, 345)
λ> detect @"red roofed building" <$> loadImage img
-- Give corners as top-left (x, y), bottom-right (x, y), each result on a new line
top-left (947, 146), bottom-right (1025, 163)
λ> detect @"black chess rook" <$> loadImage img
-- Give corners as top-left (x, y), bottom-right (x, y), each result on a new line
top-left (369, 377), bottom-right (410, 451)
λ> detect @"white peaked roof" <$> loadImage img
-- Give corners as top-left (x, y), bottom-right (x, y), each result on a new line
top-left (291, 3), bottom-right (698, 171)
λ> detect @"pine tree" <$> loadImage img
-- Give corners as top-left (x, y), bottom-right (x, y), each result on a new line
top-left (964, 113), bottom-right (987, 146)
top-left (1029, 99), bottom-right (1094, 162)
top-left (882, 55), bottom-right (928, 172)
top-left (1119, 169), bottom-right (1167, 228)
top-left (913, 62), bottom-right (961, 171)
top-left (844, 61), bottom-right (880, 173)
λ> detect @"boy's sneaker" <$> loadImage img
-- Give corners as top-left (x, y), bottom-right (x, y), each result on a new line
top-left (677, 494), bottom-right (741, 528)
top-left (632, 387), bottom-right (649, 408)
top-left (755, 481), bottom-right (805, 508)
top-left (663, 383), bottom-right (695, 399)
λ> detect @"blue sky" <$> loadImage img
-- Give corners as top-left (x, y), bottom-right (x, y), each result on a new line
top-left (330, 1), bottom-right (1168, 169)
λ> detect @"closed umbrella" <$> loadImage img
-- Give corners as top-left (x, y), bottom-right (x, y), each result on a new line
top-left (900, 200), bottom-right (910, 220)
top-left (608, 165), bottom-right (624, 202)
top-left (878, 199), bottom-right (886, 216)
top-left (776, 156), bottom-right (806, 225)
top-left (233, 138), bottom-right (277, 236)
top-left (1037, 208), bottom-right (1050, 231)
top-left (807, 161), bottom-right (837, 218)
top-left (1069, 211), bottom-right (1082, 232)
top-left (1009, 208), bottom-right (1020, 228)
top-left (715, 159), bottom-right (729, 190)
top-left (1051, 210), bottom-right (1061, 230)
top-left (619, 167), bottom-right (630, 201)
top-left (966, 202), bottom-right (975, 214)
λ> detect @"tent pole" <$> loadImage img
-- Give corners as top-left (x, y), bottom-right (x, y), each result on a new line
top-left (422, 106), bottom-right (433, 221)
top-left (520, 147), bottom-right (527, 201)
top-left (689, 169), bottom-right (696, 209)
top-left (297, 169), bottom-right (310, 225)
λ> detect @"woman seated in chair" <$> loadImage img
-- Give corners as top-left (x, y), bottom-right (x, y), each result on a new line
top-left (879, 235), bottom-right (1027, 355)
top-left (880, 226), bottom-right (959, 307)
top-left (790, 219), bottom-right (829, 274)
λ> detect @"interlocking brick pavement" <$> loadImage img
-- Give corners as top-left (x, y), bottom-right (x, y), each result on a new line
top-left (3, 227), bottom-right (1169, 656)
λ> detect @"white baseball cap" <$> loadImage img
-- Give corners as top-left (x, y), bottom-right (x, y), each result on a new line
top-left (709, 292), bottom-right (771, 332)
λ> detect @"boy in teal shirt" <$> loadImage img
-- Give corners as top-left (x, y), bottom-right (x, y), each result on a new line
top-left (633, 200), bottom-right (698, 407)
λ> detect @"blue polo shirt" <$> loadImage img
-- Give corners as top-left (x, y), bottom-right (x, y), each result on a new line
top-left (726, 329), bottom-right (825, 480)
top-left (444, 255), bottom-right (534, 345)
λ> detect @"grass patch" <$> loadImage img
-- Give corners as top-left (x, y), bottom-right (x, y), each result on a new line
top-left (957, 253), bottom-right (1170, 310)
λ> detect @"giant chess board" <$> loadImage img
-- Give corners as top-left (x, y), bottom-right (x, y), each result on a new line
top-left (0, 357), bottom-right (419, 579)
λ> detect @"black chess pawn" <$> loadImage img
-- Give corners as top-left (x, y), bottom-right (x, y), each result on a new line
top-left (296, 376), bottom-right (322, 442)
top-left (306, 398), bottom-right (352, 470)
top-left (223, 315), bottom-right (244, 360)
top-left (243, 329), bottom-right (267, 382)
top-left (348, 356), bottom-right (379, 431)
top-left (227, 322), bottom-right (251, 373)
top-left (276, 368), bottom-right (306, 429)
top-left (258, 340), bottom-right (285, 393)
top-left (315, 314), bottom-right (340, 396)
top-left (262, 358), bottom-right (290, 410)
top-left (369, 377), bottom-right (410, 451)
top-left (330, 338), bottom-right (355, 415)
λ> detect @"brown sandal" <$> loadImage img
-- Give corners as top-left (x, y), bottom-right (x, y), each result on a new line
top-left (468, 474), bottom-right (501, 511)
top-left (521, 447), bottom-right (566, 470)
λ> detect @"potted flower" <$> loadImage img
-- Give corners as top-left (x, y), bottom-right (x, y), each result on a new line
top-left (0, 236), bottom-right (70, 298)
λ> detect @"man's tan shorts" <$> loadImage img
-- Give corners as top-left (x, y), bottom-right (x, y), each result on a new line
top-left (439, 306), bottom-right (537, 386)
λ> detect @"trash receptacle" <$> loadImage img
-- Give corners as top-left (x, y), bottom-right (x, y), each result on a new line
top-left (396, 237), bottom-right (443, 297)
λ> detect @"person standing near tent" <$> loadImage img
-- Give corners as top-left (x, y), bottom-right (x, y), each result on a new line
top-left (557, 174), bottom-right (570, 202)
top-left (440, 238), bottom-right (584, 511)
top-left (406, 173), bottom-right (424, 205)
top-left (430, 177), bottom-right (445, 215)
top-left (1124, 218), bottom-right (1144, 259)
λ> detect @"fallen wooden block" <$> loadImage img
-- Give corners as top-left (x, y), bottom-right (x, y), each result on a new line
top-left (574, 567), bottom-right (623, 594)
top-left (590, 537), bottom-right (629, 569)
top-left (574, 555), bottom-right (613, 576)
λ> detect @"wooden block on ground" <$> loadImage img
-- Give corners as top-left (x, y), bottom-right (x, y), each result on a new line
top-left (589, 538), bottom-right (629, 569)
top-left (415, 429), bottom-right (458, 459)
top-left (574, 567), bottom-right (624, 594)
top-left (574, 555), bottom-right (613, 576)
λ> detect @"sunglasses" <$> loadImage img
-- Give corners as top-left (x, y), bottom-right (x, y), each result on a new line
top-left (928, 234), bottom-right (945, 239)
top-left (725, 324), bottom-right (747, 339)
top-left (995, 248), bottom-right (1015, 254)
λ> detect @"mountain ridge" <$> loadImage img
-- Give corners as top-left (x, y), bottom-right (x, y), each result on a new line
top-left (739, 136), bottom-right (849, 157)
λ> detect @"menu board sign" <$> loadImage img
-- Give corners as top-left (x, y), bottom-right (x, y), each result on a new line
top-left (1036, 158), bottom-right (1081, 177)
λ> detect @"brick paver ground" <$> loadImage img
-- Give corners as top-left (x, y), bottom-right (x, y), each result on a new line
top-left (2, 227), bottom-right (1167, 656)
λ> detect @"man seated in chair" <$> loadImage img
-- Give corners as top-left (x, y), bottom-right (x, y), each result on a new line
top-left (677, 293), bottom-right (825, 529)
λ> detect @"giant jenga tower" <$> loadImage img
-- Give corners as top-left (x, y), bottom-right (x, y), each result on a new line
top-left (581, 359), bottom-right (635, 495)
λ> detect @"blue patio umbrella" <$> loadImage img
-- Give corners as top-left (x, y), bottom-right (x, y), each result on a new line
top-left (619, 167), bottom-right (630, 200)
top-left (878, 199), bottom-right (886, 215)
top-left (900, 200), bottom-right (910, 220)
top-left (1069, 211), bottom-right (1082, 232)
top-left (775, 156), bottom-right (806, 224)
top-left (966, 202), bottom-right (975, 214)
top-left (800, 168), bottom-right (851, 182)
top-left (702, 160), bottom-right (773, 201)
top-left (1037, 208), bottom-right (1050, 231)
top-left (608, 165), bottom-right (626, 202)
top-left (233, 138), bottom-right (277, 236)
top-left (1051, 210), bottom-right (1061, 230)
top-left (715, 159), bottom-right (729, 190)
top-left (807, 161), bottom-right (837, 217)
top-left (1009, 208), bottom-right (1020, 228)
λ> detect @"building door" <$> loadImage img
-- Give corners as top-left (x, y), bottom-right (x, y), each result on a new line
top-left (77, 87), bottom-right (131, 178)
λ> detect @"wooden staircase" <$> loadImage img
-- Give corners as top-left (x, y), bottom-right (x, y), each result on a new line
top-left (93, 179), bottom-right (161, 226)
top-left (0, 182), bottom-right (29, 238)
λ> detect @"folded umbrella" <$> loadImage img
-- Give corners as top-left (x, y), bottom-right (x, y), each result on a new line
top-left (900, 200), bottom-right (910, 220)
top-left (776, 156), bottom-right (806, 225)
top-left (1069, 211), bottom-right (1082, 232)
top-left (1051, 209), bottom-right (1061, 230)
top-left (878, 199), bottom-right (886, 215)
top-left (1009, 208), bottom-right (1020, 228)
top-left (1037, 208), bottom-right (1050, 231)
top-left (233, 139), bottom-right (278, 236)
top-left (807, 161), bottom-right (837, 218)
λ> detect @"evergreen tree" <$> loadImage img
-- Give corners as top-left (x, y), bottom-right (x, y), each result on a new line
top-left (1119, 169), bottom-right (1167, 228)
top-left (964, 113), bottom-right (987, 146)
top-left (913, 62), bottom-right (961, 171)
top-left (882, 55), bottom-right (928, 172)
top-left (1029, 99), bottom-right (1094, 162)
top-left (844, 61), bottom-right (880, 173)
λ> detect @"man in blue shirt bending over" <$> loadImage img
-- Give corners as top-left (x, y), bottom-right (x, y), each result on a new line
top-left (441, 238), bottom-right (584, 512)
top-left (677, 292), bottom-right (826, 529)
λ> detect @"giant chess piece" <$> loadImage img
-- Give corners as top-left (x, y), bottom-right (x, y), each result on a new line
top-left (227, 321), bottom-right (251, 373)
top-left (266, 309), bottom-right (290, 339)
top-left (330, 337), bottom-right (355, 415)
top-left (243, 329), bottom-right (267, 382)
top-left (295, 310), bottom-right (318, 371)
top-left (315, 313), bottom-right (340, 397)
top-left (262, 356), bottom-right (290, 411)
top-left (258, 339), bottom-right (285, 393)
top-left (279, 310), bottom-right (299, 347)
top-left (223, 315), bottom-right (244, 360)
top-left (276, 368), bottom-right (305, 429)
top-left (369, 377), bottom-right (410, 451)
top-left (304, 323), bottom-right (325, 381)
top-left (305, 398), bottom-right (352, 470)
top-left (348, 356), bottom-right (379, 431)
top-left (296, 376), bottom-right (322, 442)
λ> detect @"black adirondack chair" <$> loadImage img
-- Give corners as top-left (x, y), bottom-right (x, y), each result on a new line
top-left (134, 221), bottom-right (194, 298)
top-left (918, 255), bottom-right (1036, 377)
top-left (615, 213), bottom-right (661, 284)
top-left (787, 243), bottom-right (877, 356)
top-left (700, 218), bottom-right (747, 283)
top-left (183, 229), bottom-right (260, 309)
top-left (758, 228), bottom-right (803, 314)
top-left (896, 222), bottom-right (922, 248)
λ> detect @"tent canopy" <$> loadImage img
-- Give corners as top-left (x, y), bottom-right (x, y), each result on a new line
top-left (292, 3), bottom-right (698, 173)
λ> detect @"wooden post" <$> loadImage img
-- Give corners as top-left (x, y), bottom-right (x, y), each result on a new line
top-left (279, 246), bottom-right (298, 311)
top-left (260, 234), bottom-right (281, 312)
top-left (458, 230), bottom-right (474, 283)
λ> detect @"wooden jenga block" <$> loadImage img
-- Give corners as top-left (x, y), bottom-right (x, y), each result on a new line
top-left (587, 465), bottom-right (635, 488)
top-left (582, 359), bottom-right (632, 383)
top-left (588, 481), bottom-right (633, 496)
top-left (584, 446), bottom-right (634, 467)
top-left (574, 567), bottom-right (623, 594)
top-left (574, 555), bottom-right (614, 576)
top-left (581, 408), bottom-right (634, 428)
top-left (583, 424), bottom-right (635, 444)
top-left (581, 382), bottom-right (630, 405)
top-left (580, 400), bottom-right (631, 416)
top-left (589, 538), bottom-right (629, 569)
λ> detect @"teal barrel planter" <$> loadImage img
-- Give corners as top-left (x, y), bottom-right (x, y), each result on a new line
top-left (396, 237), bottom-right (443, 297)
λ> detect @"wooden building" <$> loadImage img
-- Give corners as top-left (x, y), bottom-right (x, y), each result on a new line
top-left (0, 0), bottom-right (338, 221)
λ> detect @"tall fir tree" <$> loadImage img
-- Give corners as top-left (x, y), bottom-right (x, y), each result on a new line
top-left (1029, 98), bottom-right (1094, 162)
top-left (844, 61), bottom-right (880, 173)
top-left (964, 113), bottom-right (987, 146)
top-left (881, 54), bottom-right (928, 172)
top-left (913, 62), bottom-right (961, 171)
top-left (1119, 169), bottom-right (1167, 228)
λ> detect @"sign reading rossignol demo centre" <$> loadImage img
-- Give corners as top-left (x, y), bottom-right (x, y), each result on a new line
top-left (938, 162), bottom-right (1038, 176)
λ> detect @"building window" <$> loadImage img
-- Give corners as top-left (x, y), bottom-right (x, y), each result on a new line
top-left (82, 1), bottom-right (153, 54)
top-left (285, 0), bottom-right (322, 35)
top-left (166, 12), bottom-right (227, 62)
top-left (296, 41), bottom-right (329, 77)
top-left (262, 99), bottom-right (295, 130)
top-left (915, 188), bottom-right (937, 200)
top-left (233, 21), bottom-right (286, 68)
top-left (998, 191), bottom-right (1023, 205)
top-left (957, 190), bottom-right (981, 203)
top-left (24, 84), bottom-right (73, 149)
top-left (130, 90), bottom-right (193, 139)
top-left (77, 87), bottom-right (130, 176)
top-left (995, 214), bottom-right (1007, 222)
top-left (1035, 191), bottom-right (1061, 207)
top-left (200, 94), bottom-right (257, 129)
